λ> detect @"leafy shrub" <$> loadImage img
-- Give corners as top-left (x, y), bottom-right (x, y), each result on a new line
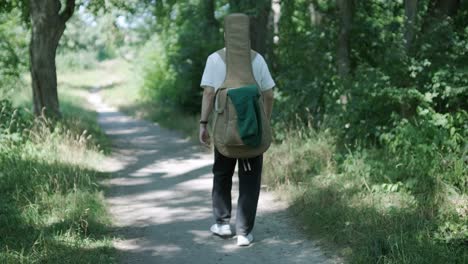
top-left (380, 107), bottom-right (467, 196)
top-left (0, 100), bottom-right (33, 148)
top-left (274, 0), bottom-right (337, 132)
top-left (138, 2), bottom-right (222, 114)
top-left (0, 10), bottom-right (28, 97)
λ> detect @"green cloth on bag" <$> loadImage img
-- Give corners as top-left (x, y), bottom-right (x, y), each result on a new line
top-left (227, 85), bottom-right (262, 147)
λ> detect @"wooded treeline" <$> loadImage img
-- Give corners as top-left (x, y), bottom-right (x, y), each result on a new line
top-left (134, 0), bottom-right (467, 146)
top-left (0, 0), bottom-right (467, 262)
top-left (2, 0), bottom-right (466, 132)
top-left (115, 1), bottom-right (468, 261)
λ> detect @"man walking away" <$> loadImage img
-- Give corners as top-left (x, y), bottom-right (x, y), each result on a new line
top-left (198, 13), bottom-right (275, 247)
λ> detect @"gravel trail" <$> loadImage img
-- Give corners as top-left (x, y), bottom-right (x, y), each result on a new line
top-left (87, 88), bottom-right (338, 264)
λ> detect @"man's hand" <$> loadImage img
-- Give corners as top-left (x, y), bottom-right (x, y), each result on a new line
top-left (199, 124), bottom-right (210, 147)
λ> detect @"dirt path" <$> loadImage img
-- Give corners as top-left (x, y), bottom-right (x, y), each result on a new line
top-left (88, 88), bottom-right (338, 264)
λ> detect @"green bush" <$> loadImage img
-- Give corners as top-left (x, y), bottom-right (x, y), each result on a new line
top-left (274, 0), bottom-right (337, 132)
top-left (0, 10), bottom-right (28, 97)
top-left (0, 99), bottom-right (33, 148)
top-left (138, 2), bottom-right (222, 114)
top-left (380, 107), bottom-right (467, 195)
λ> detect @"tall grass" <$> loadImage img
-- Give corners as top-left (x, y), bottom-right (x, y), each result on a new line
top-left (263, 127), bottom-right (336, 187)
top-left (264, 127), bottom-right (467, 264)
top-left (0, 82), bottom-right (115, 263)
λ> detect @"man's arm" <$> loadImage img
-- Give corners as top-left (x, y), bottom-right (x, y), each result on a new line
top-left (199, 86), bottom-right (215, 146)
top-left (201, 86), bottom-right (215, 122)
top-left (262, 88), bottom-right (274, 120)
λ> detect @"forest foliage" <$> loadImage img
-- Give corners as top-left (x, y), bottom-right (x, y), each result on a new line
top-left (128, 1), bottom-right (468, 262)
top-left (0, 0), bottom-right (466, 263)
top-left (129, 0), bottom-right (467, 192)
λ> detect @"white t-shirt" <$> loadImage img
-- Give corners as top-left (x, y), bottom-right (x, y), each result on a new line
top-left (200, 49), bottom-right (275, 92)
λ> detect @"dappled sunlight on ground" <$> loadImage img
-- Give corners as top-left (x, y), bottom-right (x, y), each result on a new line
top-left (87, 86), bottom-right (339, 263)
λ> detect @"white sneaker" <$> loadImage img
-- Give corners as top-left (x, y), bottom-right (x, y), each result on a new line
top-left (210, 224), bottom-right (232, 237)
top-left (237, 233), bottom-right (254, 246)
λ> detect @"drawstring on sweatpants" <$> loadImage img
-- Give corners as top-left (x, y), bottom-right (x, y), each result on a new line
top-left (241, 159), bottom-right (252, 171)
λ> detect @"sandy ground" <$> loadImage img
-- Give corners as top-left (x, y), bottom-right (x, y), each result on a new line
top-left (88, 88), bottom-right (340, 264)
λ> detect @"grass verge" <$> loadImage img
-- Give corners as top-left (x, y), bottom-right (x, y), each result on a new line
top-left (264, 128), bottom-right (467, 264)
top-left (0, 77), bottom-right (115, 263)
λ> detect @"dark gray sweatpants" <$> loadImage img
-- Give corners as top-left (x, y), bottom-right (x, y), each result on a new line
top-left (212, 148), bottom-right (263, 236)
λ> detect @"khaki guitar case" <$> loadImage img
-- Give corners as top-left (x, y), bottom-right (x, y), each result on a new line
top-left (212, 13), bottom-right (272, 158)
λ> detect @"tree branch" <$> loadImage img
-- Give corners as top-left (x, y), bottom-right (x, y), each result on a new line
top-left (60, 0), bottom-right (76, 23)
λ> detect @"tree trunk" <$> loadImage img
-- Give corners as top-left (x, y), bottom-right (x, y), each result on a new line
top-left (336, 0), bottom-right (353, 79)
top-left (29, 0), bottom-right (75, 117)
top-left (421, 0), bottom-right (460, 34)
top-left (272, 0), bottom-right (281, 38)
top-left (265, 1), bottom-right (275, 61)
top-left (431, 0), bottom-right (460, 17)
top-left (202, 0), bottom-right (218, 28)
top-left (309, 1), bottom-right (323, 26)
top-left (404, 0), bottom-right (418, 53)
top-left (250, 5), bottom-right (270, 55)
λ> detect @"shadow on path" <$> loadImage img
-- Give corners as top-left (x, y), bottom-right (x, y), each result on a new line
top-left (88, 88), bottom-right (336, 264)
